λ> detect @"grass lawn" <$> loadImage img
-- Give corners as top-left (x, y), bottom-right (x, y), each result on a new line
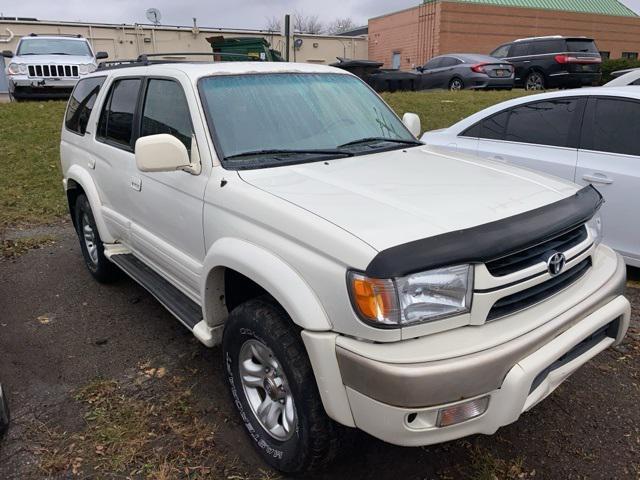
top-left (0, 89), bottom-right (530, 227)
top-left (0, 101), bottom-right (67, 226)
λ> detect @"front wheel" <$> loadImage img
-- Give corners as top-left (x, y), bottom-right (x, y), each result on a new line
top-left (222, 297), bottom-right (342, 474)
top-left (525, 71), bottom-right (545, 90)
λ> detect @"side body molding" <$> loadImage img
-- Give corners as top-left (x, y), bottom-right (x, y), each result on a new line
top-left (64, 165), bottom-right (115, 243)
top-left (201, 237), bottom-right (332, 331)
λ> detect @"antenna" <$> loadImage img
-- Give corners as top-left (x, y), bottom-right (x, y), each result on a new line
top-left (145, 8), bottom-right (162, 26)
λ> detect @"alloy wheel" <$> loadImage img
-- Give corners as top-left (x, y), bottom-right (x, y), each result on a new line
top-left (81, 214), bottom-right (99, 265)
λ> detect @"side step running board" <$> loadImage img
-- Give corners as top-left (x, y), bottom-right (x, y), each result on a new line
top-left (110, 253), bottom-right (202, 330)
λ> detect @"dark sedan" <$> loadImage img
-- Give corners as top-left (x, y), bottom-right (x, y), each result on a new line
top-left (415, 54), bottom-right (514, 91)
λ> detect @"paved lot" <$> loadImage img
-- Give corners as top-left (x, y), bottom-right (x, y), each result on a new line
top-left (0, 222), bottom-right (639, 479)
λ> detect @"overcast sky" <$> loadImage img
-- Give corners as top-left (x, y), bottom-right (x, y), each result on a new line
top-left (2, 0), bottom-right (640, 30)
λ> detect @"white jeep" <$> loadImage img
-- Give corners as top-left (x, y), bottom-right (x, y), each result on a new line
top-left (3, 34), bottom-right (108, 100)
top-left (60, 61), bottom-right (630, 473)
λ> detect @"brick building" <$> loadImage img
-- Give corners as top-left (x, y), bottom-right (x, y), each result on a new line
top-left (369, 0), bottom-right (640, 70)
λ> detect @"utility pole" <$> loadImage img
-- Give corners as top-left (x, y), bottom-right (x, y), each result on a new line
top-left (284, 14), bottom-right (290, 62)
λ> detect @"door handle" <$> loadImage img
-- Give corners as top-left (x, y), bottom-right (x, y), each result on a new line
top-left (582, 173), bottom-right (613, 185)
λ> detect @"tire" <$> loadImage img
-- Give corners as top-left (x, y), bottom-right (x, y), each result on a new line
top-left (223, 297), bottom-right (342, 474)
top-left (525, 71), bottom-right (545, 91)
top-left (74, 195), bottom-right (121, 283)
top-left (449, 77), bottom-right (464, 91)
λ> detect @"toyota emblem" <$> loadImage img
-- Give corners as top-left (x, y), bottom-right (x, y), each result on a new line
top-left (546, 252), bottom-right (566, 276)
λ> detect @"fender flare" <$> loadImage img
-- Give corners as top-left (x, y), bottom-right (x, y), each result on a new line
top-left (65, 166), bottom-right (115, 243)
top-left (201, 237), bottom-right (332, 331)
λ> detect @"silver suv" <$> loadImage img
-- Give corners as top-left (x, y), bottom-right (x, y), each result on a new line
top-left (2, 34), bottom-right (108, 100)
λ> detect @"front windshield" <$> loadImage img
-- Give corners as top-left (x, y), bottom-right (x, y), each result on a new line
top-left (199, 73), bottom-right (418, 169)
top-left (17, 38), bottom-right (92, 56)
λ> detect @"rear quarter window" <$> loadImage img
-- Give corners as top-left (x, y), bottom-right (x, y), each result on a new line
top-left (65, 76), bottom-right (106, 135)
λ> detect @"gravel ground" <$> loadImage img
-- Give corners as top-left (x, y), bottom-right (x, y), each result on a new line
top-left (0, 222), bottom-right (638, 479)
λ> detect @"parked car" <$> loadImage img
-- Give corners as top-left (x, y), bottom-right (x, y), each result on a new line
top-left (490, 36), bottom-right (601, 90)
top-left (331, 57), bottom-right (419, 92)
top-left (422, 87), bottom-right (640, 268)
top-left (414, 54), bottom-right (514, 91)
top-left (0, 384), bottom-right (9, 438)
top-left (2, 34), bottom-right (108, 100)
top-left (60, 60), bottom-right (630, 474)
top-left (604, 69), bottom-right (640, 86)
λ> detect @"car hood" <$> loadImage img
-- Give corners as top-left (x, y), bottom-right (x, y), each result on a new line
top-left (13, 54), bottom-right (95, 64)
top-left (238, 146), bottom-right (579, 252)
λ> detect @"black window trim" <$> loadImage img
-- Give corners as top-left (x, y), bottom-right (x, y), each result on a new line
top-left (64, 75), bottom-right (107, 138)
top-left (95, 75), bottom-right (144, 153)
top-left (460, 96), bottom-right (587, 149)
top-left (137, 75), bottom-right (196, 159)
top-left (579, 95), bottom-right (640, 157)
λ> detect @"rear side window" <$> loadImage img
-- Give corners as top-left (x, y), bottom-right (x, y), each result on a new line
top-left (97, 78), bottom-right (141, 148)
top-left (461, 111), bottom-right (509, 140)
top-left (504, 99), bottom-right (579, 147)
top-left (529, 40), bottom-right (564, 55)
top-left (141, 79), bottom-right (193, 153)
top-left (65, 76), bottom-right (105, 135)
top-left (440, 57), bottom-right (460, 67)
top-left (582, 98), bottom-right (640, 156)
top-left (566, 40), bottom-right (598, 54)
top-left (424, 57), bottom-right (443, 69)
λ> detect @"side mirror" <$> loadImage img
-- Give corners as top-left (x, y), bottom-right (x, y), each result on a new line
top-left (2, 50), bottom-right (13, 58)
top-left (135, 134), bottom-right (191, 173)
top-left (95, 51), bottom-right (108, 60)
top-left (402, 112), bottom-right (421, 138)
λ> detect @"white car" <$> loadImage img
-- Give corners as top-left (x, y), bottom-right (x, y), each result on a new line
top-left (422, 87), bottom-right (640, 268)
top-left (2, 34), bottom-right (108, 100)
top-left (60, 61), bottom-right (630, 473)
top-left (604, 68), bottom-right (640, 86)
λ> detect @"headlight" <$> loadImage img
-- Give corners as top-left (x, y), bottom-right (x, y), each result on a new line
top-left (585, 211), bottom-right (602, 247)
top-left (347, 265), bottom-right (473, 328)
top-left (7, 63), bottom-right (24, 75)
top-left (78, 64), bottom-right (96, 75)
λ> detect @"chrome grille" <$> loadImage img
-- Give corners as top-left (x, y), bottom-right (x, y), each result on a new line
top-left (27, 64), bottom-right (78, 78)
top-left (486, 225), bottom-right (588, 277)
top-left (487, 257), bottom-right (592, 321)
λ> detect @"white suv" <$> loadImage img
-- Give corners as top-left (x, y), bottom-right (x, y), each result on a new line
top-left (60, 61), bottom-right (630, 473)
top-left (2, 34), bottom-right (108, 100)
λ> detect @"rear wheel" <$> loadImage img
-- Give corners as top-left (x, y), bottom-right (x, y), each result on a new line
top-left (74, 195), bottom-right (121, 283)
top-left (222, 297), bottom-right (343, 473)
top-left (449, 77), bottom-right (464, 91)
top-left (525, 71), bottom-right (545, 90)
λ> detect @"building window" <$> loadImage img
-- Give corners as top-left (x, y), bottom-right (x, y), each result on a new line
top-left (599, 51), bottom-right (610, 60)
top-left (622, 52), bottom-right (638, 60)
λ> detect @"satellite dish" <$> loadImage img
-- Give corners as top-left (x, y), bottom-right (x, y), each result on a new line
top-left (146, 8), bottom-right (162, 25)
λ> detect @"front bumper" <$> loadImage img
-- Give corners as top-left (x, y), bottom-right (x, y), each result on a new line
top-left (8, 75), bottom-right (77, 98)
top-left (302, 246), bottom-right (630, 445)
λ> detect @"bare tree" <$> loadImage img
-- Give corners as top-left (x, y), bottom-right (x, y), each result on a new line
top-left (326, 17), bottom-right (357, 35)
top-left (292, 10), bottom-right (325, 34)
top-left (265, 16), bottom-right (282, 32)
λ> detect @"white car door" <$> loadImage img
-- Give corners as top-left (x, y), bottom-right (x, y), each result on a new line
top-left (473, 98), bottom-right (583, 181)
top-left (90, 76), bottom-right (143, 243)
top-left (126, 75), bottom-right (210, 299)
top-left (576, 96), bottom-right (640, 267)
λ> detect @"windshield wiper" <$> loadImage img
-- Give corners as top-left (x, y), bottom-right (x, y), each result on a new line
top-left (49, 52), bottom-right (71, 55)
top-left (225, 148), bottom-right (354, 160)
top-left (338, 137), bottom-right (423, 148)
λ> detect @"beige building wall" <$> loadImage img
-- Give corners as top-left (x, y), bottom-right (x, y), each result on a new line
top-left (0, 19), bottom-right (367, 64)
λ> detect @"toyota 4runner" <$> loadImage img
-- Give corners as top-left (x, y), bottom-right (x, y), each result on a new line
top-left (60, 61), bottom-right (630, 474)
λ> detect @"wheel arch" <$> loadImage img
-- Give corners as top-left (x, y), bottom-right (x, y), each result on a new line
top-left (64, 166), bottom-right (115, 243)
top-left (201, 238), bottom-right (332, 332)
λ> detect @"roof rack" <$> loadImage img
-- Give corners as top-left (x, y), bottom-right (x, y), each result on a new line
top-left (27, 32), bottom-right (83, 38)
top-left (96, 51), bottom-right (263, 71)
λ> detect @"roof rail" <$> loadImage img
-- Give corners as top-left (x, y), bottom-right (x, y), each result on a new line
top-left (96, 51), bottom-right (264, 71)
top-left (27, 32), bottom-right (83, 38)
top-left (513, 35), bottom-right (566, 42)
